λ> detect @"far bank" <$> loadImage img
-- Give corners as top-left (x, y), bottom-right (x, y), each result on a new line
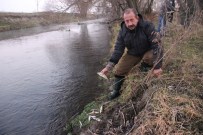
top-left (0, 12), bottom-right (98, 32)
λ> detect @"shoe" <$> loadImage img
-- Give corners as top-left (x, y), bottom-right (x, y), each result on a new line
top-left (108, 76), bottom-right (125, 100)
top-left (139, 62), bottom-right (152, 72)
top-left (108, 90), bottom-right (120, 100)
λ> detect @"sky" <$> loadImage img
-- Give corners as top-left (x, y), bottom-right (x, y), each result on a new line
top-left (0, 0), bottom-right (47, 13)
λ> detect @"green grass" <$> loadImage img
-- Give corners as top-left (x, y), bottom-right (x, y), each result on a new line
top-left (65, 101), bottom-right (100, 133)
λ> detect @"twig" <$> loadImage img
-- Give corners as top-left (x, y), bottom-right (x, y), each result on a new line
top-left (130, 100), bottom-right (137, 116)
top-left (145, 88), bottom-right (158, 108)
top-left (125, 124), bottom-right (136, 135)
top-left (105, 131), bottom-right (116, 135)
top-left (120, 111), bottom-right (126, 126)
top-left (88, 128), bottom-right (97, 135)
top-left (175, 76), bottom-right (185, 91)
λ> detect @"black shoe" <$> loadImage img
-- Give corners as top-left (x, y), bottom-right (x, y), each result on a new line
top-left (139, 62), bottom-right (152, 72)
top-left (108, 90), bottom-right (120, 100)
top-left (108, 76), bottom-right (125, 100)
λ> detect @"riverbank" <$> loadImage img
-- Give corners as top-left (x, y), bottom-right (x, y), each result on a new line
top-left (65, 16), bottom-right (203, 134)
top-left (0, 12), bottom-right (96, 32)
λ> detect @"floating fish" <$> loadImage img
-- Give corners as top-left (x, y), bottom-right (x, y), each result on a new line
top-left (99, 105), bottom-right (103, 113)
top-left (88, 115), bottom-right (101, 122)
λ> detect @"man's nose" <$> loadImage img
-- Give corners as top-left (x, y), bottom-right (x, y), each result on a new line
top-left (128, 21), bottom-right (133, 26)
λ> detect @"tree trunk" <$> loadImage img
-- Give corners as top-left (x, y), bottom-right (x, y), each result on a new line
top-left (177, 0), bottom-right (202, 27)
top-left (77, 0), bottom-right (93, 18)
top-left (126, 0), bottom-right (139, 13)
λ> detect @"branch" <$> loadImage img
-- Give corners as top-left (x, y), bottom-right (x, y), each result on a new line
top-left (62, 0), bottom-right (80, 12)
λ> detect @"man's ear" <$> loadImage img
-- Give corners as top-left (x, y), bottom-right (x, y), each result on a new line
top-left (135, 14), bottom-right (139, 19)
top-left (136, 16), bottom-right (140, 21)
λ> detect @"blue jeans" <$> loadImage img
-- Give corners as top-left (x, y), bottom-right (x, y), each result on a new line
top-left (157, 15), bottom-right (166, 32)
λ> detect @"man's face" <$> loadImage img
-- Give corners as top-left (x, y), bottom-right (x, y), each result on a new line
top-left (124, 12), bottom-right (138, 30)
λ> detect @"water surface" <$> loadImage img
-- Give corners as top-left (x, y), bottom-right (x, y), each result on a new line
top-left (0, 21), bottom-right (110, 135)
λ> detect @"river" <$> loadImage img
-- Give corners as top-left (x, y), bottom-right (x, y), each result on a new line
top-left (0, 20), bottom-right (110, 135)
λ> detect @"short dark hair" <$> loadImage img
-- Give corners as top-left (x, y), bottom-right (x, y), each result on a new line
top-left (123, 8), bottom-right (138, 16)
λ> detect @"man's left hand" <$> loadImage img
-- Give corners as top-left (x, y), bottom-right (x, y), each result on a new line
top-left (153, 68), bottom-right (163, 78)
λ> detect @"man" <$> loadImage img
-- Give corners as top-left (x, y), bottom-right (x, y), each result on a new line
top-left (157, 0), bottom-right (175, 34)
top-left (99, 8), bottom-right (163, 100)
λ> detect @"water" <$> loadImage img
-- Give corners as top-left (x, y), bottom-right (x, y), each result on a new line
top-left (0, 21), bottom-right (110, 135)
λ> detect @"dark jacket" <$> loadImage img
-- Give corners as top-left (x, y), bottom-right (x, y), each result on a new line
top-left (109, 15), bottom-right (163, 69)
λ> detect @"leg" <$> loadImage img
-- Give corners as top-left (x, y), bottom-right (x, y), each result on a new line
top-left (157, 15), bottom-right (163, 32)
top-left (142, 50), bottom-right (153, 66)
top-left (114, 53), bottom-right (142, 76)
top-left (140, 50), bottom-right (153, 72)
top-left (158, 14), bottom-right (166, 36)
top-left (109, 53), bottom-right (142, 100)
top-left (161, 15), bottom-right (167, 36)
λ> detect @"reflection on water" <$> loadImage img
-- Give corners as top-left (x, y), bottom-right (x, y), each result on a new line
top-left (0, 22), bottom-right (110, 135)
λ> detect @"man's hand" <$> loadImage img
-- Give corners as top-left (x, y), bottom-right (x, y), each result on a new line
top-left (153, 68), bottom-right (163, 78)
top-left (100, 67), bottom-right (109, 75)
top-left (100, 62), bottom-right (115, 75)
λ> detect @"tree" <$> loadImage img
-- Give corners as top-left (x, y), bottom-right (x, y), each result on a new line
top-left (76, 0), bottom-right (93, 18)
top-left (177, 0), bottom-right (202, 27)
top-left (125, 0), bottom-right (154, 14)
top-left (45, 0), bottom-right (94, 18)
top-left (105, 0), bottom-right (155, 19)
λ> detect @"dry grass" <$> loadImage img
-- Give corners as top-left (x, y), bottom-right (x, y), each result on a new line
top-left (0, 12), bottom-right (91, 32)
top-left (128, 15), bottom-right (203, 135)
top-left (71, 12), bottom-right (203, 135)
top-left (100, 15), bottom-right (203, 135)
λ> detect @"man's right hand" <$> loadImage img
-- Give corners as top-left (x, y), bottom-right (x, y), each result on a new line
top-left (100, 67), bottom-right (109, 75)
top-left (100, 62), bottom-right (115, 76)
top-left (153, 68), bottom-right (163, 78)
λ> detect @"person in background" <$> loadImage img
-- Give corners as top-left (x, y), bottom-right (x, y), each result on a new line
top-left (157, 0), bottom-right (175, 34)
top-left (99, 8), bottom-right (163, 100)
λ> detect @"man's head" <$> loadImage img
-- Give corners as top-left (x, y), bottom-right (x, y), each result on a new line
top-left (123, 8), bottom-right (139, 30)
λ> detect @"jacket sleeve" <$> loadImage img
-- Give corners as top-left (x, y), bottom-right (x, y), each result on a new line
top-left (109, 28), bottom-right (125, 65)
top-left (144, 22), bottom-right (163, 69)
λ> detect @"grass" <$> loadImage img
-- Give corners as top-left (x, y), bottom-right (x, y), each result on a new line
top-left (0, 12), bottom-right (95, 32)
top-left (65, 13), bottom-right (203, 134)
top-left (65, 101), bottom-right (100, 134)
top-left (129, 20), bottom-right (203, 134)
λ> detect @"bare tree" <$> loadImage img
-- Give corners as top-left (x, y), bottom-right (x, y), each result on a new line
top-left (45, 0), bottom-right (94, 18)
top-left (77, 0), bottom-right (93, 18)
top-left (177, 0), bottom-right (202, 27)
top-left (125, 0), bottom-right (154, 14)
top-left (44, 0), bottom-right (69, 12)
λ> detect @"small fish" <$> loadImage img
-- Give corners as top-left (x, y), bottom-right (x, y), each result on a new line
top-left (99, 105), bottom-right (103, 113)
top-left (88, 115), bottom-right (101, 122)
top-left (89, 109), bottom-right (99, 115)
top-left (79, 121), bottom-right (82, 128)
top-left (97, 72), bottom-right (108, 80)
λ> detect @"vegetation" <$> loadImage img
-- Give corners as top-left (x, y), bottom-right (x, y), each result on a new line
top-left (2, 0), bottom-right (202, 134)
top-left (64, 4), bottom-right (203, 134)
top-left (127, 23), bottom-right (203, 134)
top-left (1, 0), bottom-right (202, 31)
top-left (0, 12), bottom-right (94, 32)
top-left (65, 101), bottom-right (100, 134)
top-left (45, 0), bottom-right (203, 22)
